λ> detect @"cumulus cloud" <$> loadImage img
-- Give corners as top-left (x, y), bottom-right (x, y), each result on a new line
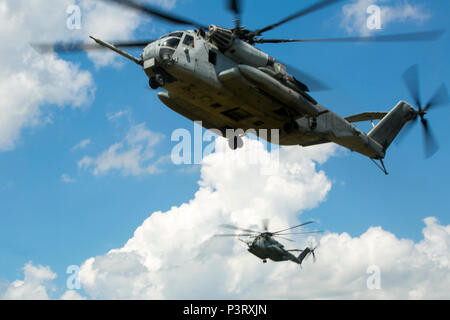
top-left (0, 0), bottom-right (174, 152)
top-left (341, 0), bottom-right (431, 36)
top-left (77, 138), bottom-right (334, 299)
top-left (2, 140), bottom-right (449, 299)
top-left (1, 262), bottom-right (56, 300)
top-left (78, 122), bottom-right (164, 176)
top-left (72, 138), bottom-right (449, 300)
top-left (60, 290), bottom-right (86, 300)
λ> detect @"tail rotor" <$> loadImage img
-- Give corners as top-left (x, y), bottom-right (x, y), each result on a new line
top-left (400, 65), bottom-right (449, 158)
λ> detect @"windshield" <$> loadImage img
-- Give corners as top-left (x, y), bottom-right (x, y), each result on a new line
top-left (168, 32), bottom-right (183, 38)
top-left (161, 37), bottom-right (180, 49)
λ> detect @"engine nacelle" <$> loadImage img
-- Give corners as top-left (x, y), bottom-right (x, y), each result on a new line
top-left (208, 25), bottom-right (273, 68)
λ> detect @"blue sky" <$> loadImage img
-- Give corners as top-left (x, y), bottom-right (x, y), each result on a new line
top-left (0, 0), bottom-right (449, 299)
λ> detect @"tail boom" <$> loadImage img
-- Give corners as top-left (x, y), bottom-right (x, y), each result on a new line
top-left (368, 101), bottom-right (416, 152)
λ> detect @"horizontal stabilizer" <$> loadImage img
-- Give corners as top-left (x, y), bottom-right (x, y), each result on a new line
top-left (345, 112), bottom-right (387, 123)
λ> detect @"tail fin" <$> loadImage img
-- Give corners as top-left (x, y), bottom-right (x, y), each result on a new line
top-left (368, 101), bottom-right (415, 151)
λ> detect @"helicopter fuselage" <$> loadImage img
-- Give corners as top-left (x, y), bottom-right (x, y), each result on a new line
top-left (139, 27), bottom-right (414, 159)
top-left (247, 234), bottom-right (299, 263)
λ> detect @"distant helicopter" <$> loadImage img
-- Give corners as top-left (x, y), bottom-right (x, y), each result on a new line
top-left (34, 0), bottom-right (449, 174)
top-left (216, 220), bottom-right (321, 265)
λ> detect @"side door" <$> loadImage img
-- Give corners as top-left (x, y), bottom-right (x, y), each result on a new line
top-left (178, 33), bottom-right (196, 74)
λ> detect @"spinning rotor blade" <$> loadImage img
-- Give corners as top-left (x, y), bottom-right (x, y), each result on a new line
top-left (400, 65), bottom-right (449, 158)
top-left (403, 64), bottom-right (422, 108)
top-left (272, 221), bottom-right (314, 235)
top-left (273, 235), bottom-right (294, 242)
top-left (253, 0), bottom-right (343, 36)
top-left (31, 40), bottom-right (155, 54)
top-left (282, 62), bottom-right (331, 92)
top-left (254, 29), bottom-right (445, 44)
top-left (104, 0), bottom-right (208, 29)
top-left (214, 233), bottom-right (255, 237)
top-left (275, 230), bottom-right (324, 236)
top-left (424, 84), bottom-right (450, 111)
top-left (219, 224), bottom-right (259, 234)
top-left (229, 0), bottom-right (240, 14)
top-left (422, 119), bottom-right (439, 158)
top-left (262, 219), bottom-right (269, 232)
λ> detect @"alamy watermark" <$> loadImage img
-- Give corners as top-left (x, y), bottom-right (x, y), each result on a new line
top-left (366, 265), bottom-right (382, 290)
top-left (171, 121), bottom-right (280, 175)
top-left (366, 4), bottom-right (382, 30)
top-left (66, 265), bottom-right (81, 290)
top-left (66, 5), bottom-right (81, 30)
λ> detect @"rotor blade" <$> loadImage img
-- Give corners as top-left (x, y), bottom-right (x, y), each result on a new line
top-left (421, 119), bottom-right (439, 158)
top-left (272, 221), bottom-right (314, 234)
top-left (283, 63), bottom-right (331, 92)
top-left (273, 235), bottom-right (294, 242)
top-left (253, 0), bottom-right (344, 36)
top-left (424, 84), bottom-right (450, 111)
top-left (262, 219), bottom-right (269, 232)
top-left (228, 0), bottom-right (241, 15)
top-left (214, 233), bottom-right (255, 237)
top-left (219, 224), bottom-right (259, 233)
top-left (275, 230), bottom-right (324, 236)
top-left (253, 29), bottom-right (445, 44)
top-left (403, 64), bottom-right (422, 109)
top-left (275, 59), bottom-right (330, 91)
top-left (104, 0), bottom-right (208, 29)
top-left (31, 40), bottom-right (154, 54)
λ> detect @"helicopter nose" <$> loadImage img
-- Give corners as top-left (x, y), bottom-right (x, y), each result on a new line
top-left (141, 41), bottom-right (160, 62)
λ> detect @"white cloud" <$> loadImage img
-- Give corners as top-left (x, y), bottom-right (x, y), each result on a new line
top-left (77, 138), bottom-right (335, 299)
top-left (1, 262), bottom-right (56, 300)
top-left (72, 138), bottom-right (450, 299)
top-left (106, 109), bottom-right (132, 122)
top-left (341, 0), bottom-right (431, 36)
top-left (0, 0), bottom-right (174, 152)
top-left (2, 140), bottom-right (449, 299)
top-left (61, 173), bottom-right (76, 183)
top-left (71, 138), bottom-right (91, 151)
top-left (60, 290), bottom-right (86, 300)
top-left (78, 122), bottom-right (164, 176)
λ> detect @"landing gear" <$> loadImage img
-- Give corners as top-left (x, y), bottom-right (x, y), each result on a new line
top-left (228, 135), bottom-right (243, 150)
top-left (283, 120), bottom-right (299, 134)
top-left (262, 259), bottom-right (267, 264)
top-left (148, 73), bottom-right (165, 89)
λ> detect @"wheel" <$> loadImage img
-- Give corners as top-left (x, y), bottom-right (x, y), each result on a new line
top-left (149, 77), bottom-right (159, 89)
top-left (262, 259), bottom-right (267, 264)
top-left (155, 73), bottom-right (165, 87)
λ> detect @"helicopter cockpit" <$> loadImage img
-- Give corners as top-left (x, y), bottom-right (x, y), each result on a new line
top-left (158, 32), bottom-right (183, 60)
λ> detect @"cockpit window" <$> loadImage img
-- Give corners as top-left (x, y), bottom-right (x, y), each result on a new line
top-left (167, 32), bottom-right (183, 38)
top-left (158, 32), bottom-right (183, 40)
top-left (161, 38), bottom-right (180, 49)
top-left (183, 35), bottom-right (195, 48)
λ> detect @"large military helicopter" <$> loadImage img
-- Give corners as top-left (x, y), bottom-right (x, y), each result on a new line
top-left (35, 0), bottom-right (449, 174)
top-left (216, 220), bottom-right (321, 265)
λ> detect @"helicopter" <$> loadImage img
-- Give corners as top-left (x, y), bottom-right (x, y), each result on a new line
top-left (34, 0), bottom-right (449, 174)
top-left (216, 220), bottom-right (321, 265)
